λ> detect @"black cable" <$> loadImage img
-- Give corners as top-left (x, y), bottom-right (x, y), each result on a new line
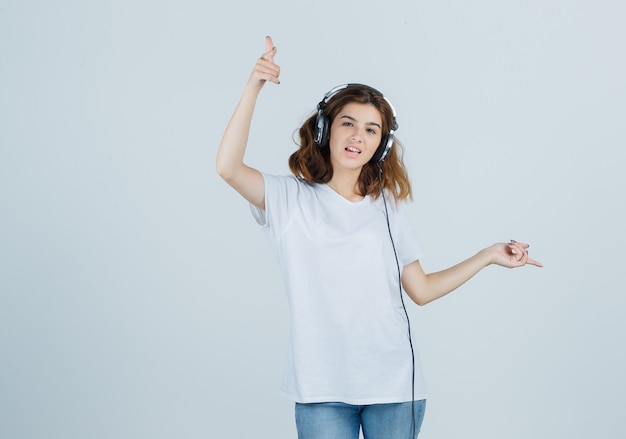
top-left (378, 164), bottom-right (416, 439)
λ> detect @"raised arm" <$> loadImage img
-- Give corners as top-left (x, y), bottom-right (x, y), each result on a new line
top-left (216, 36), bottom-right (281, 210)
top-left (401, 240), bottom-right (542, 306)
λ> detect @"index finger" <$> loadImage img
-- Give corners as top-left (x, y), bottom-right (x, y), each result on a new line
top-left (265, 35), bottom-right (274, 53)
top-left (526, 258), bottom-right (543, 267)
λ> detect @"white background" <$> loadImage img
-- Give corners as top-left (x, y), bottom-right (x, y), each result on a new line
top-left (1, 1), bottom-right (624, 438)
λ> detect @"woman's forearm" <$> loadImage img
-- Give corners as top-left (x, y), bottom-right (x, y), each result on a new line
top-left (418, 248), bottom-right (493, 305)
top-left (403, 241), bottom-right (541, 306)
top-left (216, 84), bottom-right (260, 181)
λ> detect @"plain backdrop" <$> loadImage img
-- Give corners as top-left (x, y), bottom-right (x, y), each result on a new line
top-left (1, 1), bottom-right (625, 438)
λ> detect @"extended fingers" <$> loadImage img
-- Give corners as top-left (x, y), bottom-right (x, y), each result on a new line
top-left (261, 35), bottom-right (277, 63)
top-left (265, 35), bottom-right (274, 54)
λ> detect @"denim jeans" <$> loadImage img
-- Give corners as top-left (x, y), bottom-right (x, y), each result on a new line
top-left (295, 400), bottom-right (426, 439)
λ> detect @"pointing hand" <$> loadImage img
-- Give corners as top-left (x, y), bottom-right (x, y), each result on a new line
top-left (249, 35), bottom-right (281, 89)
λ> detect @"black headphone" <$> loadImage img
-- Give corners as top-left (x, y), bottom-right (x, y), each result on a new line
top-left (313, 83), bottom-right (399, 164)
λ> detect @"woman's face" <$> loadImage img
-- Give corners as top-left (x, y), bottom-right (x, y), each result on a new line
top-left (328, 102), bottom-right (383, 172)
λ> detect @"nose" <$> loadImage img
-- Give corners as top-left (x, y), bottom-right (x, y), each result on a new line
top-left (350, 127), bottom-right (364, 142)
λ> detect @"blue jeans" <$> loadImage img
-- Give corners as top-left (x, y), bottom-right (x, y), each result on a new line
top-left (295, 400), bottom-right (426, 439)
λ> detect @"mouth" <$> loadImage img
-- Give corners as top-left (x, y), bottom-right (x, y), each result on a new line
top-left (345, 146), bottom-right (362, 154)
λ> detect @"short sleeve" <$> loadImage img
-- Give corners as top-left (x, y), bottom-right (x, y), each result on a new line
top-left (392, 201), bottom-right (425, 267)
top-left (249, 173), bottom-right (302, 237)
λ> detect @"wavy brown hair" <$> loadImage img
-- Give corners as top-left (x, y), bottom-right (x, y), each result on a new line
top-left (288, 85), bottom-right (412, 201)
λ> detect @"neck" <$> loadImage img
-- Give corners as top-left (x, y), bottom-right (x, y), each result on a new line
top-left (327, 170), bottom-right (363, 202)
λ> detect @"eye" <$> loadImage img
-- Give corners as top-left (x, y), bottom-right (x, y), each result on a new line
top-left (342, 121), bottom-right (353, 127)
top-left (367, 127), bottom-right (377, 135)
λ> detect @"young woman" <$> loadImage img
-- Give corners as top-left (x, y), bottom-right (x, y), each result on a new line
top-left (216, 36), bottom-right (542, 439)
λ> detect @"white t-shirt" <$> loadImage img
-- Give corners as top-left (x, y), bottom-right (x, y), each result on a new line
top-left (250, 173), bottom-right (426, 404)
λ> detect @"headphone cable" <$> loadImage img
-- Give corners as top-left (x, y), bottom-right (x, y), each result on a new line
top-left (378, 164), bottom-right (416, 439)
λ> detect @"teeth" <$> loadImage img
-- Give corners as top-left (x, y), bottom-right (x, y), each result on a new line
top-left (346, 147), bottom-right (361, 153)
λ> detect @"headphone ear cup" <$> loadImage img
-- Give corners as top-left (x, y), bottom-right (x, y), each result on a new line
top-left (314, 110), bottom-right (329, 147)
top-left (372, 133), bottom-right (393, 163)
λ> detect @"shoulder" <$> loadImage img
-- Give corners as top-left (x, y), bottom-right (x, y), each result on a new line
top-left (264, 173), bottom-right (317, 192)
top-left (262, 173), bottom-right (322, 207)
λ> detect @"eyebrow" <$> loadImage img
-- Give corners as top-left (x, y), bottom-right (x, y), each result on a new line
top-left (339, 114), bottom-right (382, 129)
